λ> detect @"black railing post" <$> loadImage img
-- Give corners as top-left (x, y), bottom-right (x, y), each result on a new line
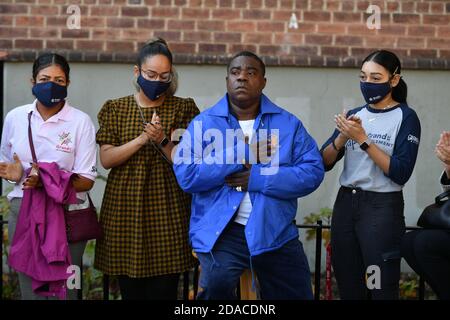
top-left (77, 257), bottom-right (83, 300)
top-left (183, 271), bottom-right (189, 300)
top-left (103, 275), bottom-right (109, 300)
top-left (419, 275), bottom-right (425, 300)
top-left (314, 220), bottom-right (323, 300)
top-left (1, 215), bottom-right (3, 299)
top-left (0, 61), bottom-right (4, 300)
top-left (237, 279), bottom-right (241, 300)
top-left (193, 265), bottom-right (199, 300)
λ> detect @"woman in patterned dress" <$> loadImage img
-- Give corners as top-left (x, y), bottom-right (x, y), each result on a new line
top-left (94, 38), bottom-right (200, 300)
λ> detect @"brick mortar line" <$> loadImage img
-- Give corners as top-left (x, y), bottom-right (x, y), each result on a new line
top-left (0, 50), bottom-right (449, 70)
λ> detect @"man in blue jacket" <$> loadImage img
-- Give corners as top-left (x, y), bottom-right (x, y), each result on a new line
top-left (173, 51), bottom-right (324, 299)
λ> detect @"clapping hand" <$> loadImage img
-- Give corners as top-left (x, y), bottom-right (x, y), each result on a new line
top-left (436, 131), bottom-right (450, 166)
top-left (334, 109), bottom-right (366, 144)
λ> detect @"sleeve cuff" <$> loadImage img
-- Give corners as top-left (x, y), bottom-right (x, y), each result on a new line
top-left (76, 173), bottom-right (97, 181)
top-left (248, 164), bottom-right (265, 192)
top-left (440, 170), bottom-right (450, 189)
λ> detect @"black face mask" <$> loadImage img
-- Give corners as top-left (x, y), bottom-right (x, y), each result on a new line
top-left (360, 81), bottom-right (392, 105)
top-left (32, 82), bottom-right (67, 108)
top-left (137, 75), bottom-right (171, 101)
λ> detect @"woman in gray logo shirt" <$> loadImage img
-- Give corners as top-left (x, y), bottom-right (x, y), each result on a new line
top-left (321, 50), bottom-right (421, 300)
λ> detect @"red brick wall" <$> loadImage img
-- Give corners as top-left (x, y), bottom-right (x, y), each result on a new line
top-left (1, 0), bottom-right (449, 69)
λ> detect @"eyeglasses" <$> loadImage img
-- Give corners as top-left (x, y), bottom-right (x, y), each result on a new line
top-left (140, 69), bottom-right (172, 83)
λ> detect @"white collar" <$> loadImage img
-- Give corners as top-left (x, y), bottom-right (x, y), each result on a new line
top-left (28, 99), bottom-right (73, 123)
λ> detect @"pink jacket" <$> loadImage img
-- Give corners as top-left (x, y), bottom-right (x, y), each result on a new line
top-left (8, 162), bottom-right (78, 299)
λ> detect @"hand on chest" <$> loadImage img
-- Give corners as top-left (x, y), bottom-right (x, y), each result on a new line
top-left (122, 108), bottom-right (175, 142)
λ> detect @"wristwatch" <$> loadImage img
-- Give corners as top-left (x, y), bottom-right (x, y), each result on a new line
top-left (159, 137), bottom-right (170, 148)
top-left (359, 138), bottom-right (373, 151)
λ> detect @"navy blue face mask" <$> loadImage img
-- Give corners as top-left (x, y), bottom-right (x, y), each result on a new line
top-left (360, 81), bottom-right (391, 105)
top-left (32, 82), bottom-right (67, 108)
top-left (137, 75), bottom-right (171, 101)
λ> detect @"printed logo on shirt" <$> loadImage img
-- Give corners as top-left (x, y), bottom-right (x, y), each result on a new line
top-left (345, 139), bottom-right (358, 150)
top-left (56, 131), bottom-right (73, 153)
top-left (345, 132), bottom-right (394, 150)
top-left (407, 134), bottom-right (419, 145)
top-left (91, 166), bottom-right (97, 173)
top-left (367, 132), bottom-right (394, 148)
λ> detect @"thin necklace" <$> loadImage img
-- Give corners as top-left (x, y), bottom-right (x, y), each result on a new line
top-left (371, 101), bottom-right (398, 110)
top-left (368, 102), bottom-right (398, 122)
top-left (135, 94), bottom-right (156, 124)
top-left (134, 94), bottom-right (171, 163)
top-left (135, 93), bottom-right (163, 108)
top-left (382, 103), bottom-right (397, 110)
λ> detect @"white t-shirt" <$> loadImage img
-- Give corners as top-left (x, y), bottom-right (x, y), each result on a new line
top-left (0, 100), bottom-right (98, 201)
top-left (234, 119), bottom-right (255, 226)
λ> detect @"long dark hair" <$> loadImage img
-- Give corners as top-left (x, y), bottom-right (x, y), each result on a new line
top-left (32, 53), bottom-right (70, 81)
top-left (362, 50), bottom-right (407, 103)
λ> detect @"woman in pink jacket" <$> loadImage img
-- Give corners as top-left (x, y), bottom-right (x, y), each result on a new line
top-left (0, 53), bottom-right (97, 300)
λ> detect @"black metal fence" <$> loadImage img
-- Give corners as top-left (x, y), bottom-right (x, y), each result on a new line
top-left (1, 216), bottom-right (426, 300)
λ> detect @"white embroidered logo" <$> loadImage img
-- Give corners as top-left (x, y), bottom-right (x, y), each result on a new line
top-left (407, 134), bottom-right (419, 145)
top-left (56, 131), bottom-right (73, 153)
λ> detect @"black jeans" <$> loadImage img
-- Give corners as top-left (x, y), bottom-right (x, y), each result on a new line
top-left (401, 229), bottom-right (450, 300)
top-left (118, 273), bottom-right (180, 300)
top-left (331, 186), bottom-right (405, 300)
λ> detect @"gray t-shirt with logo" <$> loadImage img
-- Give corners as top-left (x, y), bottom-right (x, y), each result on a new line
top-left (321, 103), bottom-right (421, 192)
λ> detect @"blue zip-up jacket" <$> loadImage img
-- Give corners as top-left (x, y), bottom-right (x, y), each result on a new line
top-left (173, 94), bottom-right (324, 256)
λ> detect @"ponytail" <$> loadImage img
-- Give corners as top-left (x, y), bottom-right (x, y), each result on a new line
top-left (392, 77), bottom-right (407, 103)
